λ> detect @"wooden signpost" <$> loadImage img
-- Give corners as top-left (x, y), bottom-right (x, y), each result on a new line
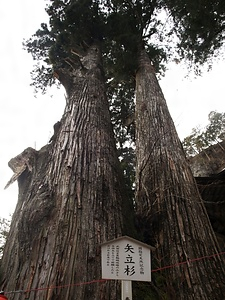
top-left (101, 236), bottom-right (153, 300)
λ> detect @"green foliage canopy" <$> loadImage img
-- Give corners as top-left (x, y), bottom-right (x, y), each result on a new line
top-left (163, 0), bottom-right (225, 68)
top-left (23, 0), bottom-right (225, 196)
top-left (24, 0), bottom-right (225, 99)
top-left (25, 0), bottom-right (170, 93)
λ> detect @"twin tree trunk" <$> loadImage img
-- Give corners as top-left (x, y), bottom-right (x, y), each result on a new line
top-left (2, 44), bottom-right (225, 300)
top-left (1, 45), bottom-right (134, 299)
top-left (135, 50), bottom-right (225, 299)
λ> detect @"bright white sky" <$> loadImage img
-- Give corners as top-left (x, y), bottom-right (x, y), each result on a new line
top-left (0, 0), bottom-right (224, 219)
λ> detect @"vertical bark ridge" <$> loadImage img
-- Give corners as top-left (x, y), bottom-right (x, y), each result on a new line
top-left (135, 50), bottom-right (225, 299)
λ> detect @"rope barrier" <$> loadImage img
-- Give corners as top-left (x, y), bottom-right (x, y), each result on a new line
top-left (5, 280), bottom-right (108, 295)
top-left (152, 250), bottom-right (225, 272)
top-left (4, 250), bottom-right (225, 295)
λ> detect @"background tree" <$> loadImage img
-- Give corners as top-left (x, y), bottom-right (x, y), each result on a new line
top-left (0, 217), bottom-right (10, 285)
top-left (0, 218), bottom-right (10, 259)
top-left (183, 111), bottom-right (225, 156)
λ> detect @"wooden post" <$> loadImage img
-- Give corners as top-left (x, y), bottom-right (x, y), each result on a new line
top-left (121, 280), bottom-right (132, 300)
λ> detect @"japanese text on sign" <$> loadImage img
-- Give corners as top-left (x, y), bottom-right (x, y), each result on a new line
top-left (101, 237), bottom-right (151, 282)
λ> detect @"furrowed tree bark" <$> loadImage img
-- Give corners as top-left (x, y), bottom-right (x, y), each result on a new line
top-left (135, 50), bottom-right (225, 299)
top-left (1, 44), bottom-right (134, 299)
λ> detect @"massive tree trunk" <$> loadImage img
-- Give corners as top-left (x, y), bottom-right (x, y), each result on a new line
top-left (135, 50), bottom-right (225, 299)
top-left (1, 44), bottom-right (134, 299)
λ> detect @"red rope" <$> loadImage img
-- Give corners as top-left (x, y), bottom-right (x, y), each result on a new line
top-left (5, 280), bottom-right (108, 295)
top-left (5, 251), bottom-right (225, 295)
top-left (151, 251), bottom-right (225, 272)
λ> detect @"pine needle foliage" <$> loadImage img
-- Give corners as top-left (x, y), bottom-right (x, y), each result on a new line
top-left (163, 0), bottom-right (225, 68)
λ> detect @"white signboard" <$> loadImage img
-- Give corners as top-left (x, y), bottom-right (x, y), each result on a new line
top-left (101, 236), bottom-right (152, 282)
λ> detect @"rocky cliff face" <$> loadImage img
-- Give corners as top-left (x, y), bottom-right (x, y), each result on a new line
top-left (188, 140), bottom-right (225, 177)
top-left (188, 141), bottom-right (225, 250)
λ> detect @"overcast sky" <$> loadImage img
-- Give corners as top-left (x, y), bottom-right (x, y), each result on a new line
top-left (1, 0), bottom-right (224, 219)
